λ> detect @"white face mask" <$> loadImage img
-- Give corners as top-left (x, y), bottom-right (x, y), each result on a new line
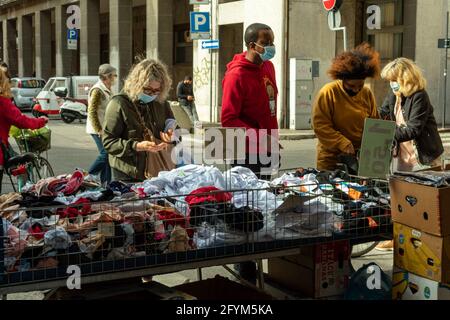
top-left (390, 81), bottom-right (401, 93)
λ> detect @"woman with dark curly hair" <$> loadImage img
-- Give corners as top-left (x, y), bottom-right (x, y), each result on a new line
top-left (312, 43), bottom-right (381, 170)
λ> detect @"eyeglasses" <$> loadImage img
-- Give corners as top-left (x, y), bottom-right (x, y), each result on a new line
top-left (143, 86), bottom-right (161, 95)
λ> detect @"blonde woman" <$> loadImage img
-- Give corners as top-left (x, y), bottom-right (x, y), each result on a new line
top-left (102, 59), bottom-right (176, 182)
top-left (380, 58), bottom-right (443, 172)
top-left (0, 68), bottom-right (47, 192)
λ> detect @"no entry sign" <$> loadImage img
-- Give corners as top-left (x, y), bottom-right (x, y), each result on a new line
top-left (323, 0), bottom-right (342, 12)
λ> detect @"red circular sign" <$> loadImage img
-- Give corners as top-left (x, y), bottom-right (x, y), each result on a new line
top-left (323, 0), bottom-right (337, 11)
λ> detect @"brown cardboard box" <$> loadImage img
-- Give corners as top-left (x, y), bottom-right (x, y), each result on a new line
top-left (390, 177), bottom-right (450, 236)
top-left (174, 276), bottom-right (273, 300)
top-left (268, 240), bottom-right (350, 298)
top-left (394, 223), bottom-right (450, 283)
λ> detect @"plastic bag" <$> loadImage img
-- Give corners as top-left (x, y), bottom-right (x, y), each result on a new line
top-left (345, 263), bottom-right (392, 300)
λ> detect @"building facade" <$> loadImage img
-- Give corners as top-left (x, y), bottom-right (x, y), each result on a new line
top-left (1, 0), bottom-right (450, 126)
top-left (0, 0), bottom-right (193, 100)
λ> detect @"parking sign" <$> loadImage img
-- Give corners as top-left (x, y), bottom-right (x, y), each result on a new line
top-left (190, 12), bottom-right (210, 40)
top-left (67, 29), bottom-right (78, 50)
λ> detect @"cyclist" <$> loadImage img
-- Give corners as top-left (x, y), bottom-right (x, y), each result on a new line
top-left (0, 68), bottom-right (48, 193)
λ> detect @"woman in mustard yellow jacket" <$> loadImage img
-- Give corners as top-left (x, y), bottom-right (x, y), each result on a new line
top-left (312, 43), bottom-right (381, 170)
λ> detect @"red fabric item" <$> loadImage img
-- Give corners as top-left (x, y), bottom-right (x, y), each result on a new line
top-left (0, 96), bottom-right (46, 166)
top-left (185, 186), bottom-right (232, 206)
top-left (28, 224), bottom-right (45, 240)
top-left (157, 210), bottom-right (188, 229)
top-left (63, 170), bottom-right (84, 195)
top-left (59, 198), bottom-right (91, 219)
top-left (221, 52), bottom-right (279, 154)
top-left (155, 210), bottom-right (195, 242)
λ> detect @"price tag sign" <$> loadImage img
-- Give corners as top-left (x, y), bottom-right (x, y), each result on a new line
top-left (358, 119), bottom-right (396, 179)
top-left (98, 222), bottom-right (115, 237)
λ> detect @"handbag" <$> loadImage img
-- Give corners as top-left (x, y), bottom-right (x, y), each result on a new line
top-left (131, 102), bottom-right (175, 179)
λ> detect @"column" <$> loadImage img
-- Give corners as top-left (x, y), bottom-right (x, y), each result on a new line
top-left (109, 0), bottom-right (132, 87)
top-left (146, 0), bottom-right (173, 67)
top-left (80, 0), bottom-right (100, 75)
top-left (18, 15), bottom-right (33, 77)
top-left (4, 19), bottom-right (18, 77)
top-left (55, 5), bottom-right (72, 77)
top-left (2, 20), bottom-right (6, 64)
top-left (0, 23), bottom-right (4, 62)
top-left (35, 10), bottom-right (52, 80)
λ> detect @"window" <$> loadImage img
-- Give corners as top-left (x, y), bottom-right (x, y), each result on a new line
top-left (364, 0), bottom-right (404, 61)
top-left (174, 24), bottom-right (193, 65)
top-left (19, 80), bottom-right (46, 89)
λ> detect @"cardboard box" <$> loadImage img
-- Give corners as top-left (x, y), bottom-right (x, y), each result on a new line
top-left (394, 223), bottom-right (450, 283)
top-left (267, 241), bottom-right (350, 298)
top-left (393, 268), bottom-right (450, 300)
top-left (390, 177), bottom-right (450, 236)
top-left (45, 277), bottom-right (197, 300)
top-left (174, 276), bottom-right (273, 300)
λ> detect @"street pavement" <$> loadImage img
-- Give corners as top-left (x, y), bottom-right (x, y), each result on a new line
top-left (3, 116), bottom-right (394, 300)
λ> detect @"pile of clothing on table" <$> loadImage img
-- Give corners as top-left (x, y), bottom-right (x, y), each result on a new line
top-left (0, 166), bottom-right (391, 272)
top-left (268, 168), bottom-right (391, 239)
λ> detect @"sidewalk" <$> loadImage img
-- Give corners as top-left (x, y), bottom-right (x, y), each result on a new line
top-left (193, 121), bottom-right (450, 141)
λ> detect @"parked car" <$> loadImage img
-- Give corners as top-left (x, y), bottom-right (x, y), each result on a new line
top-left (11, 77), bottom-right (46, 110)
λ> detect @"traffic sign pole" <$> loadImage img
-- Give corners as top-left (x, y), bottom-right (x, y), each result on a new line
top-left (444, 12), bottom-right (449, 129)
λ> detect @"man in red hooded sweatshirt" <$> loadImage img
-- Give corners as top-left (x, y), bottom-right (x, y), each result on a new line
top-left (221, 23), bottom-right (280, 284)
top-left (221, 23), bottom-right (280, 179)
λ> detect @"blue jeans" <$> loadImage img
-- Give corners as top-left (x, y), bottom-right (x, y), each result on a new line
top-left (89, 134), bottom-right (111, 185)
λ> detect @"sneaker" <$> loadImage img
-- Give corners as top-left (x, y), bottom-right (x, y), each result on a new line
top-left (375, 240), bottom-right (394, 251)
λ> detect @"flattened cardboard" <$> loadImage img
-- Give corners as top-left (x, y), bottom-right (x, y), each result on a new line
top-left (394, 223), bottom-right (450, 283)
top-left (390, 177), bottom-right (450, 236)
top-left (392, 267), bottom-right (450, 300)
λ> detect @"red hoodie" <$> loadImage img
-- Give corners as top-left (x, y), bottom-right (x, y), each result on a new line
top-left (0, 96), bottom-right (46, 166)
top-left (221, 52), bottom-right (279, 154)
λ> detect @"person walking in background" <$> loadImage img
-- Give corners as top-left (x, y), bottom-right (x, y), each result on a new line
top-left (177, 76), bottom-right (199, 125)
top-left (86, 64), bottom-right (118, 186)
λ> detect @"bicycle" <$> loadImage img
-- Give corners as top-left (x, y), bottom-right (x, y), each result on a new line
top-left (4, 126), bottom-right (54, 192)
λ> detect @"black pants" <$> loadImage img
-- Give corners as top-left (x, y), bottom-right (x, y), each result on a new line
top-left (0, 169), bottom-right (4, 194)
top-left (231, 153), bottom-right (281, 180)
top-left (231, 154), bottom-right (281, 284)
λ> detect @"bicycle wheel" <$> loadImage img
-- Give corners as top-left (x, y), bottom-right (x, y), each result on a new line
top-left (29, 156), bottom-right (54, 183)
top-left (351, 242), bottom-right (379, 258)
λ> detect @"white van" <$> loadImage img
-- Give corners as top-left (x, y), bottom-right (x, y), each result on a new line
top-left (32, 76), bottom-right (98, 118)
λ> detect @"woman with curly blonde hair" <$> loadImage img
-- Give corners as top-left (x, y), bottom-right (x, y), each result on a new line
top-left (102, 58), bottom-right (177, 182)
top-left (312, 43), bottom-right (381, 170)
top-left (380, 57), bottom-right (443, 172)
top-left (0, 67), bottom-right (48, 193)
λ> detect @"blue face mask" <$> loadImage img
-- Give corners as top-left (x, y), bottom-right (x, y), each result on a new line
top-left (255, 44), bottom-right (276, 61)
top-left (138, 93), bottom-right (158, 104)
top-left (390, 81), bottom-right (401, 93)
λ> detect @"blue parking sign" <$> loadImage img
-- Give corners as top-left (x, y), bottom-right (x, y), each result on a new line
top-left (67, 29), bottom-right (78, 40)
top-left (190, 12), bottom-right (210, 40)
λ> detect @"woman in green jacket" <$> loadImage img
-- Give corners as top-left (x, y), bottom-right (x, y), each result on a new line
top-left (102, 59), bottom-right (176, 182)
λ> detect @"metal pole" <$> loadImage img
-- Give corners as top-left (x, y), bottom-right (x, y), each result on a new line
top-left (443, 11), bottom-right (449, 129)
top-left (209, 0), bottom-right (213, 123)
